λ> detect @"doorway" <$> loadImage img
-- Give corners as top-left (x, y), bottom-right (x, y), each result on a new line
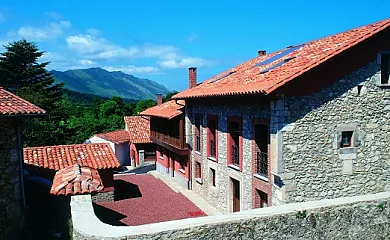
top-left (171, 154), bottom-right (175, 177)
top-left (231, 178), bottom-right (240, 212)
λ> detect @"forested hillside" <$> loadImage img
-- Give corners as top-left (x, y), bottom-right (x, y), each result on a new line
top-left (51, 68), bottom-right (170, 100)
top-left (0, 40), bottom-right (173, 146)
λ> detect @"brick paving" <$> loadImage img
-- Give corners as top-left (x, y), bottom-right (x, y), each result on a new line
top-left (94, 174), bottom-right (206, 226)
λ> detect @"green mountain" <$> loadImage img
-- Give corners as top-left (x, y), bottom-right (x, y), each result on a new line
top-left (51, 67), bottom-right (170, 100)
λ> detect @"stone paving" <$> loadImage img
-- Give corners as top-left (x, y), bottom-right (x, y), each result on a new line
top-left (149, 170), bottom-right (221, 216)
top-left (94, 173), bottom-right (207, 226)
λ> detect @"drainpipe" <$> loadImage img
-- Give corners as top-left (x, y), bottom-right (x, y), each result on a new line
top-left (16, 123), bottom-right (26, 208)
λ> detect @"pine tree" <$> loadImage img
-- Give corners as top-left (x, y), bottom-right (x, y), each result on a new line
top-left (0, 39), bottom-right (63, 111)
top-left (0, 39), bottom-right (66, 146)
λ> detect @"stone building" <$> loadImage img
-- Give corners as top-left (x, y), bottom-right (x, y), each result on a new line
top-left (0, 87), bottom-right (46, 239)
top-left (140, 94), bottom-right (191, 189)
top-left (173, 18), bottom-right (390, 213)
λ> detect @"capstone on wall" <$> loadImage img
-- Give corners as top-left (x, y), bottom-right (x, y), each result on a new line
top-left (72, 192), bottom-right (390, 240)
top-left (0, 119), bottom-right (24, 239)
top-left (274, 60), bottom-right (390, 204)
top-left (188, 103), bottom-right (269, 213)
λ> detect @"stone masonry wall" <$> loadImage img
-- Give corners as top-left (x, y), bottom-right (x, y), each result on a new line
top-left (92, 191), bottom-right (114, 202)
top-left (0, 119), bottom-right (24, 240)
top-left (188, 103), bottom-right (269, 213)
top-left (72, 192), bottom-right (390, 240)
top-left (277, 61), bottom-right (390, 204)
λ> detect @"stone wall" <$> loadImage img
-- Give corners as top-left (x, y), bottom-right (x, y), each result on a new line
top-left (0, 119), bottom-right (24, 239)
top-left (72, 191), bottom-right (390, 240)
top-left (274, 61), bottom-right (390, 204)
top-left (92, 191), bottom-right (114, 202)
top-left (188, 103), bottom-right (269, 213)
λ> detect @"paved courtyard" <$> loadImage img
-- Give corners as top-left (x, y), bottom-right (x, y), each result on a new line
top-left (94, 174), bottom-right (206, 226)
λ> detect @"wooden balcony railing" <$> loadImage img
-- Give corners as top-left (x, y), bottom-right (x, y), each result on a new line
top-left (151, 130), bottom-right (182, 149)
top-left (256, 151), bottom-right (268, 177)
top-left (209, 139), bottom-right (216, 158)
top-left (231, 144), bottom-right (240, 167)
top-left (195, 136), bottom-right (201, 152)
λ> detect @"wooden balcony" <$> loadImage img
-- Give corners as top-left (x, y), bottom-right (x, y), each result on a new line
top-left (150, 130), bottom-right (189, 156)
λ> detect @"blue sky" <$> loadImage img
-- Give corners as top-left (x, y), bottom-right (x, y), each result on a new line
top-left (0, 0), bottom-right (389, 91)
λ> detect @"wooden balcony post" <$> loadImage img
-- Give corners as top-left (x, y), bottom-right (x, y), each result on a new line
top-left (179, 117), bottom-right (184, 149)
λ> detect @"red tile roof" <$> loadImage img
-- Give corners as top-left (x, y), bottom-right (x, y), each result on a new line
top-left (95, 129), bottom-right (130, 144)
top-left (173, 18), bottom-right (390, 99)
top-left (140, 100), bottom-right (185, 119)
top-left (0, 87), bottom-right (46, 115)
top-left (23, 143), bottom-right (120, 171)
top-left (124, 116), bottom-right (152, 143)
top-left (50, 164), bottom-right (104, 196)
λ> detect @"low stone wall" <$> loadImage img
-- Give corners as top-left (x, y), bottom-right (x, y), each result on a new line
top-left (92, 191), bottom-right (114, 202)
top-left (72, 191), bottom-right (390, 240)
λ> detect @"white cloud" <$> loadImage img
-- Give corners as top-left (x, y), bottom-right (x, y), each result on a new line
top-left (103, 65), bottom-right (161, 74)
top-left (66, 34), bottom-right (180, 60)
top-left (86, 28), bottom-right (103, 36)
top-left (13, 21), bottom-right (71, 41)
top-left (78, 59), bottom-right (97, 66)
top-left (159, 57), bottom-right (211, 69)
top-left (186, 33), bottom-right (199, 43)
top-left (45, 12), bottom-right (62, 20)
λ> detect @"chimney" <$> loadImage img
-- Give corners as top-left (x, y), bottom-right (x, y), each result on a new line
top-left (188, 67), bottom-right (197, 88)
top-left (157, 93), bottom-right (163, 105)
top-left (258, 50), bottom-right (267, 56)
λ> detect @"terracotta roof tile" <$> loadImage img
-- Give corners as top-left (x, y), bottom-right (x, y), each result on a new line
top-left (173, 18), bottom-right (390, 99)
top-left (124, 116), bottom-right (152, 143)
top-left (23, 143), bottom-right (120, 171)
top-left (50, 164), bottom-right (104, 196)
top-left (0, 87), bottom-right (46, 115)
top-left (95, 129), bottom-right (130, 144)
top-left (140, 100), bottom-right (185, 119)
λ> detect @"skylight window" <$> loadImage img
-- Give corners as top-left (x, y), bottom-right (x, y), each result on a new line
top-left (260, 57), bottom-right (296, 74)
top-left (209, 71), bottom-right (236, 84)
top-left (254, 44), bottom-right (303, 68)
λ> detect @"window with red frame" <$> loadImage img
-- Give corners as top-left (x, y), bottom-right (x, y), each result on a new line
top-left (195, 161), bottom-right (202, 180)
top-left (255, 189), bottom-right (268, 208)
top-left (207, 115), bottom-right (218, 159)
top-left (228, 117), bottom-right (242, 168)
top-left (194, 116), bottom-right (201, 152)
top-left (210, 168), bottom-right (216, 187)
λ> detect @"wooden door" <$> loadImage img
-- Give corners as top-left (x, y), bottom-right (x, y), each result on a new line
top-left (232, 178), bottom-right (240, 212)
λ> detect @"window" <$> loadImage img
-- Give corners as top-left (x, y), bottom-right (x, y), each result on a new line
top-left (228, 117), bottom-right (242, 169)
top-left (207, 115), bottom-right (218, 159)
top-left (341, 131), bottom-right (353, 148)
top-left (195, 116), bottom-right (201, 152)
top-left (381, 53), bottom-right (390, 84)
top-left (255, 190), bottom-right (268, 208)
top-left (195, 161), bottom-right (202, 182)
top-left (210, 168), bottom-right (216, 187)
top-left (255, 124), bottom-right (269, 177)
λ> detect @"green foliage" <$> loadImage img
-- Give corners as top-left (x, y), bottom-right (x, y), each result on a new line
top-left (295, 210), bottom-right (308, 219)
top-left (51, 67), bottom-right (170, 100)
top-left (134, 99), bottom-right (157, 115)
top-left (377, 202), bottom-right (386, 212)
top-left (163, 90), bottom-right (179, 102)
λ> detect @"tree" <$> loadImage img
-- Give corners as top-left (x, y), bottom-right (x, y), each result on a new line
top-left (163, 91), bottom-right (179, 102)
top-left (134, 99), bottom-right (156, 115)
top-left (0, 39), bottom-right (65, 146)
